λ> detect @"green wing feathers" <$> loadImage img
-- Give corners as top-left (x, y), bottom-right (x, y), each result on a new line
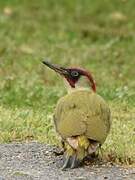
top-left (54, 90), bottom-right (111, 144)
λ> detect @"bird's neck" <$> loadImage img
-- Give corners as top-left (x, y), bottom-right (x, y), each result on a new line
top-left (64, 76), bottom-right (93, 94)
top-left (67, 87), bottom-right (91, 94)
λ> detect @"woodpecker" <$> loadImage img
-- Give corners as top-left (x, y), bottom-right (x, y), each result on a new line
top-left (43, 60), bottom-right (111, 169)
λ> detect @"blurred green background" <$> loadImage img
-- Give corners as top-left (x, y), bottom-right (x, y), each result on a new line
top-left (0, 0), bottom-right (134, 165)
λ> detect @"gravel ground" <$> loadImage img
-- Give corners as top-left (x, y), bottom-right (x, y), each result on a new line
top-left (0, 142), bottom-right (134, 180)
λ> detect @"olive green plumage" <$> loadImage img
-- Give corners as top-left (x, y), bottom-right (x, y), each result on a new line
top-left (54, 90), bottom-right (111, 168)
top-left (54, 90), bottom-right (111, 143)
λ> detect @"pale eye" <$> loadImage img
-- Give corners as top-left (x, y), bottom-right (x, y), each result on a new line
top-left (71, 71), bottom-right (79, 77)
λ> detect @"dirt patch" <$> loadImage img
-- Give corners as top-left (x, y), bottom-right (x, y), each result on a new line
top-left (0, 142), bottom-right (134, 180)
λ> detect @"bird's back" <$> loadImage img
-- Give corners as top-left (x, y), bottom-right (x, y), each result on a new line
top-left (54, 90), bottom-right (111, 144)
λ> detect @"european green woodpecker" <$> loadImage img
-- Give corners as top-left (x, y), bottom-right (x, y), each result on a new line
top-left (43, 60), bottom-right (111, 169)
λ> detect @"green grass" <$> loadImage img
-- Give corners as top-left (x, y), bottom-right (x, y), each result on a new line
top-left (0, 0), bottom-right (135, 165)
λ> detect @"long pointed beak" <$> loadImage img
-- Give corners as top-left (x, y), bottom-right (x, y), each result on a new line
top-left (42, 60), bottom-right (69, 76)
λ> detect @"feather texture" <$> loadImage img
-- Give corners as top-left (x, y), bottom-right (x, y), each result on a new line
top-left (54, 90), bottom-right (111, 144)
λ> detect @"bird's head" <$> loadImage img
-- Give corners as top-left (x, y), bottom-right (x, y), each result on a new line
top-left (42, 60), bottom-right (96, 93)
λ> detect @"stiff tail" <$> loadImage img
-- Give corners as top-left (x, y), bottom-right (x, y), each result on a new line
top-left (62, 144), bottom-right (81, 169)
top-left (62, 135), bottom-right (99, 169)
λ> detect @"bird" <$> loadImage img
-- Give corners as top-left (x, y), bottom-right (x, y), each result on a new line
top-left (42, 60), bottom-right (111, 169)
